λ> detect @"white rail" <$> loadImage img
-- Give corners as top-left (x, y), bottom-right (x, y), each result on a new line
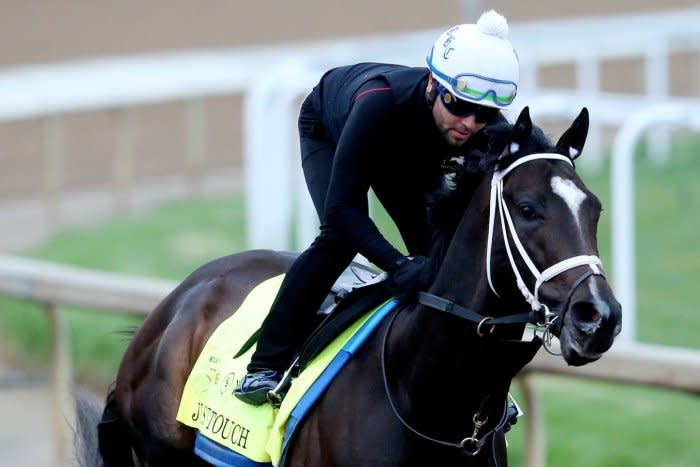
top-left (0, 255), bottom-right (699, 466)
top-left (2, 8), bottom-right (699, 122)
top-left (611, 104), bottom-right (700, 342)
top-left (0, 254), bottom-right (173, 313)
top-left (0, 256), bottom-right (172, 466)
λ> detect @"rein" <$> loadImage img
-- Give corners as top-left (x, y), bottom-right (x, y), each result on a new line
top-left (380, 307), bottom-right (514, 458)
top-left (416, 292), bottom-right (537, 334)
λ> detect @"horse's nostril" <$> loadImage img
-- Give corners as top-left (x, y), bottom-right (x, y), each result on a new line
top-left (571, 301), bottom-right (601, 324)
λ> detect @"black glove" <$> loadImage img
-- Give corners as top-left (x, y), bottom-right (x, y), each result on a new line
top-left (386, 255), bottom-right (432, 301)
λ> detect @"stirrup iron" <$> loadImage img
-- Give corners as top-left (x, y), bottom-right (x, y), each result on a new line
top-left (266, 357), bottom-right (299, 407)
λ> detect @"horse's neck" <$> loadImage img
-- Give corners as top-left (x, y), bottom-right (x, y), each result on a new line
top-left (389, 180), bottom-right (538, 434)
top-left (430, 184), bottom-right (502, 311)
top-left (429, 177), bottom-right (526, 312)
top-left (387, 307), bottom-right (511, 440)
top-left (388, 201), bottom-right (514, 431)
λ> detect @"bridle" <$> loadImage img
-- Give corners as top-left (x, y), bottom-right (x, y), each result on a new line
top-left (485, 152), bottom-right (604, 350)
top-left (384, 151), bottom-right (606, 457)
top-left (415, 152), bottom-right (606, 344)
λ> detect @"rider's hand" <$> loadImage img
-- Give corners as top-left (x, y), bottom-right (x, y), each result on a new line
top-left (386, 255), bottom-right (432, 301)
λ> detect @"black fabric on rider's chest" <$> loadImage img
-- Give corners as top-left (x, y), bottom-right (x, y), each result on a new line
top-left (314, 63), bottom-right (427, 142)
top-left (317, 63), bottom-right (499, 171)
top-left (369, 70), bottom-right (493, 202)
top-left (367, 97), bottom-right (443, 191)
top-left (315, 63), bottom-right (500, 181)
top-left (315, 63), bottom-right (500, 263)
top-left (317, 63), bottom-right (465, 178)
top-left (316, 65), bottom-right (440, 260)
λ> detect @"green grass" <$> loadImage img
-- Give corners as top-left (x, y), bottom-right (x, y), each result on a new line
top-left (586, 135), bottom-right (700, 348)
top-left (0, 196), bottom-right (247, 383)
top-left (504, 376), bottom-right (700, 467)
top-left (1, 136), bottom-right (699, 465)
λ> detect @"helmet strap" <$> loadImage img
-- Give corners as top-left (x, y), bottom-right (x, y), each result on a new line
top-left (426, 75), bottom-right (438, 107)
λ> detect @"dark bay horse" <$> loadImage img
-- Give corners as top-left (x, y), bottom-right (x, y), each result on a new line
top-left (94, 107), bottom-right (621, 467)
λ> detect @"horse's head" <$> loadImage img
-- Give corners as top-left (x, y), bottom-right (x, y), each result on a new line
top-left (481, 107), bottom-right (622, 366)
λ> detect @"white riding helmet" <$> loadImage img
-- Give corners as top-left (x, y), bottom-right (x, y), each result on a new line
top-left (426, 10), bottom-right (519, 109)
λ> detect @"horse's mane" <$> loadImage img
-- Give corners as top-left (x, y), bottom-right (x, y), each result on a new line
top-left (493, 122), bottom-right (557, 171)
top-left (426, 121), bottom-right (556, 264)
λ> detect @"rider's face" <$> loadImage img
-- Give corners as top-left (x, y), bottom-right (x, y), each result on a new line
top-left (428, 79), bottom-right (488, 147)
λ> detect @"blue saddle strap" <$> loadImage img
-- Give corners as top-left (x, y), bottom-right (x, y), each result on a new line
top-left (278, 299), bottom-right (398, 466)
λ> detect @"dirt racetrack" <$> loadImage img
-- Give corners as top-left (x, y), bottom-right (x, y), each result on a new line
top-left (0, 383), bottom-right (54, 466)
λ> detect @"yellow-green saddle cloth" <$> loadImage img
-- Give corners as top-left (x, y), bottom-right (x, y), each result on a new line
top-left (176, 274), bottom-right (395, 467)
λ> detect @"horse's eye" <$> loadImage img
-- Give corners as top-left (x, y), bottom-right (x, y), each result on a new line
top-left (518, 204), bottom-right (536, 220)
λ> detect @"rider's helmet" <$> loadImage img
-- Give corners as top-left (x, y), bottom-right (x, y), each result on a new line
top-left (426, 10), bottom-right (519, 109)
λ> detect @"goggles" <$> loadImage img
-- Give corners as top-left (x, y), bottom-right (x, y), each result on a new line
top-left (427, 51), bottom-right (518, 107)
top-left (435, 81), bottom-right (500, 123)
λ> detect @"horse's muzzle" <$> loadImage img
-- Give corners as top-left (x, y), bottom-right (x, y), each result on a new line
top-left (560, 293), bottom-right (622, 366)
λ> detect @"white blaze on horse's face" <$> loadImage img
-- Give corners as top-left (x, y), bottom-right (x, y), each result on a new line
top-left (550, 174), bottom-right (615, 330)
top-left (551, 176), bottom-right (587, 229)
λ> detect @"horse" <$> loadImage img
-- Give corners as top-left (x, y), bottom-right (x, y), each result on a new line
top-left (89, 106), bottom-right (621, 467)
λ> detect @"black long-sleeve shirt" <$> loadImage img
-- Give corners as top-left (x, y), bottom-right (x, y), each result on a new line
top-left (306, 63), bottom-right (501, 271)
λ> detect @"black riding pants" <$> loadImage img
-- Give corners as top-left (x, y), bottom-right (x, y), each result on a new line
top-left (247, 98), bottom-right (359, 372)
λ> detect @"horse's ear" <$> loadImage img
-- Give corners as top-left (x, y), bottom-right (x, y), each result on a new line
top-left (513, 106), bottom-right (532, 141)
top-left (503, 106), bottom-right (532, 156)
top-left (556, 107), bottom-right (589, 160)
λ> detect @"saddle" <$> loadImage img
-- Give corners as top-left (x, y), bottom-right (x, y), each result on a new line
top-left (233, 262), bottom-right (390, 372)
top-left (299, 264), bottom-right (390, 370)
